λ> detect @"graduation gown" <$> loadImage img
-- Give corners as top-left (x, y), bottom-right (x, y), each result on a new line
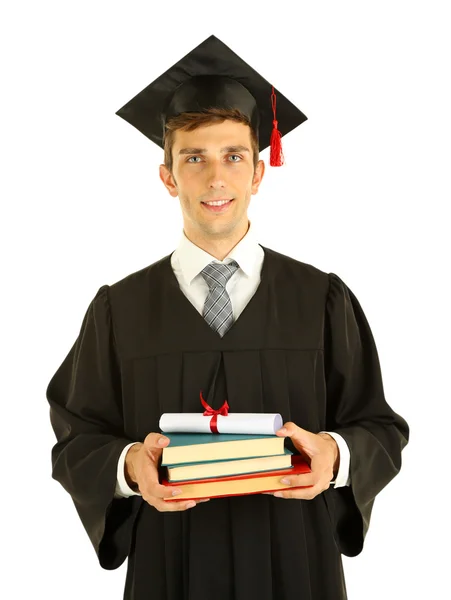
top-left (46, 245), bottom-right (409, 600)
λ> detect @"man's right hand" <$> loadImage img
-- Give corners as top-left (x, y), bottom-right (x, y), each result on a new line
top-left (124, 432), bottom-right (210, 512)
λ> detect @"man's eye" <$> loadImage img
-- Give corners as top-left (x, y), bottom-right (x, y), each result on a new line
top-left (186, 155), bottom-right (242, 163)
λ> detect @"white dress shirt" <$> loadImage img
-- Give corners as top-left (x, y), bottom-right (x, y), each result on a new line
top-left (114, 221), bottom-right (351, 498)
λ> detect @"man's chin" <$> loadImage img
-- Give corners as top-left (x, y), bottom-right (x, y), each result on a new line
top-left (199, 220), bottom-right (237, 236)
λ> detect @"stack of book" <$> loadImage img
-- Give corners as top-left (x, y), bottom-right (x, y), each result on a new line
top-left (160, 432), bottom-right (311, 502)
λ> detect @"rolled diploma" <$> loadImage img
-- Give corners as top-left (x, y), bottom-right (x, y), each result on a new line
top-left (159, 413), bottom-right (283, 435)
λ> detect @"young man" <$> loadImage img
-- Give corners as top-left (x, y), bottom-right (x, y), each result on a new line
top-left (46, 35), bottom-right (409, 599)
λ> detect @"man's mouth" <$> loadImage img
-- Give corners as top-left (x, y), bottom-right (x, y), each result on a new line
top-left (201, 198), bottom-right (234, 213)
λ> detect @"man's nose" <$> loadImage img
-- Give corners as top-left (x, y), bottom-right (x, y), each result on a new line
top-left (206, 159), bottom-right (228, 189)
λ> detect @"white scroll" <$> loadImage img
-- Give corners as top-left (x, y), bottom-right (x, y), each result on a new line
top-left (159, 412), bottom-right (283, 435)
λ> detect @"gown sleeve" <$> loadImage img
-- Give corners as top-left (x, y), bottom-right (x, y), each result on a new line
top-left (46, 284), bottom-right (143, 569)
top-left (322, 272), bottom-right (410, 557)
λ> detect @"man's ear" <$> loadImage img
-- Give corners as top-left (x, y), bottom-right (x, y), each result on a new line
top-left (251, 159), bottom-right (265, 195)
top-left (159, 164), bottom-right (178, 197)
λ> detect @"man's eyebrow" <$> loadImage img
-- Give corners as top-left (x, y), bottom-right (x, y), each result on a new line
top-left (178, 145), bottom-right (250, 155)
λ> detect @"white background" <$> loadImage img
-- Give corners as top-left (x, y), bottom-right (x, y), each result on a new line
top-left (2, 1), bottom-right (449, 598)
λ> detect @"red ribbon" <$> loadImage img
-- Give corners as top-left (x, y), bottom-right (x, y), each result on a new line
top-left (200, 390), bottom-right (229, 433)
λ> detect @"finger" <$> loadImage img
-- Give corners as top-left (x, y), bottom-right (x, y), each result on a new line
top-left (274, 480), bottom-right (330, 500)
top-left (273, 487), bottom-right (319, 500)
top-left (137, 456), bottom-right (181, 500)
top-left (157, 497), bottom-right (210, 511)
top-left (279, 473), bottom-right (319, 488)
top-left (133, 456), bottom-right (167, 497)
top-left (146, 470), bottom-right (210, 502)
top-left (152, 497), bottom-right (199, 512)
top-left (147, 480), bottom-right (185, 500)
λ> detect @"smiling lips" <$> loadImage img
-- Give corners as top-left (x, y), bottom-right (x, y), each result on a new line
top-left (202, 198), bottom-right (233, 205)
top-left (201, 198), bottom-right (234, 212)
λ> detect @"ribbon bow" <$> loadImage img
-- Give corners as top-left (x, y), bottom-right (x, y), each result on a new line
top-left (200, 390), bottom-right (229, 433)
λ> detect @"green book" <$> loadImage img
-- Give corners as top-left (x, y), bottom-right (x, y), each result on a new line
top-left (161, 432), bottom-right (285, 465)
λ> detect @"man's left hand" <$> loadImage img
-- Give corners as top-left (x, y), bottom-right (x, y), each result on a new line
top-left (263, 422), bottom-right (340, 500)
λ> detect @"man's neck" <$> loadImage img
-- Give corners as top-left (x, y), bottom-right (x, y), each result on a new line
top-left (184, 222), bottom-right (249, 261)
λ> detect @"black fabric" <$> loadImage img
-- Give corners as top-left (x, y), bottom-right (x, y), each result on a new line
top-left (114, 34), bottom-right (308, 152)
top-left (46, 245), bottom-right (409, 600)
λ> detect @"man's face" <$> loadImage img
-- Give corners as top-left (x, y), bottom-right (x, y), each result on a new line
top-left (159, 120), bottom-right (265, 240)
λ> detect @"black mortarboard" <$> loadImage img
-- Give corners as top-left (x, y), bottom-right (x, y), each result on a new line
top-left (115, 34), bottom-right (308, 166)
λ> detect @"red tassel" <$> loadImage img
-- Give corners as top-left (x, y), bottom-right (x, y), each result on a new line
top-left (270, 85), bottom-right (284, 166)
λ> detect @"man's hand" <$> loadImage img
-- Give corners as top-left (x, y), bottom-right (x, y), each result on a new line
top-left (125, 433), bottom-right (210, 511)
top-left (263, 422), bottom-right (340, 500)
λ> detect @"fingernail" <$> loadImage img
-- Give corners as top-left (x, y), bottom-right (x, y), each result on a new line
top-left (278, 428), bottom-right (287, 434)
top-left (274, 492), bottom-right (283, 498)
top-left (158, 437), bottom-right (167, 445)
top-left (198, 499), bottom-right (210, 502)
top-left (186, 501), bottom-right (196, 508)
top-left (280, 478), bottom-right (291, 485)
top-left (172, 489), bottom-right (182, 496)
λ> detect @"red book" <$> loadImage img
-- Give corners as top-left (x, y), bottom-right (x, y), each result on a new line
top-left (162, 454), bottom-right (312, 502)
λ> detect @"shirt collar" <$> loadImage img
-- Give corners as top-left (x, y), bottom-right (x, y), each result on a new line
top-left (174, 220), bottom-right (260, 286)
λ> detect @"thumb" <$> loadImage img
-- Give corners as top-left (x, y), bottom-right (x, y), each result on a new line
top-left (276, 421), bottom-right (307, 439)
top-left (277, 422), bottom-right (317, 458)
top-left (145, 432), bottom-right (169, 449)
top-left (144, 433), bottom-right (169, 463)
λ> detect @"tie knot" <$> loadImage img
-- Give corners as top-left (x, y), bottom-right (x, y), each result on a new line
top-left (200, 260), bottom-right (240, 290)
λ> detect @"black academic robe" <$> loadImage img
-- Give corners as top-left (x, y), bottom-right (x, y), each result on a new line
top-left (46, 245), bottom-right (409, 600)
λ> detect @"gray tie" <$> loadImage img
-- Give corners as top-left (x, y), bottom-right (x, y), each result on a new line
top-left (200, 260), bottom-right (240, 337)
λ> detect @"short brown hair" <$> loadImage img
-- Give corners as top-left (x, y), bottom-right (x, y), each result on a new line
top-left (163, 107), bottom-right (259, 174)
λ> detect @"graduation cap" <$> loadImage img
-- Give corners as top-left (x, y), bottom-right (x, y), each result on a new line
top-left (115, 34), bottom-right (308, 166)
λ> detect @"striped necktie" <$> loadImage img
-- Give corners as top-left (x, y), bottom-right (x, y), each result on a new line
top-left (200, 260), bottom-right (240, 337)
